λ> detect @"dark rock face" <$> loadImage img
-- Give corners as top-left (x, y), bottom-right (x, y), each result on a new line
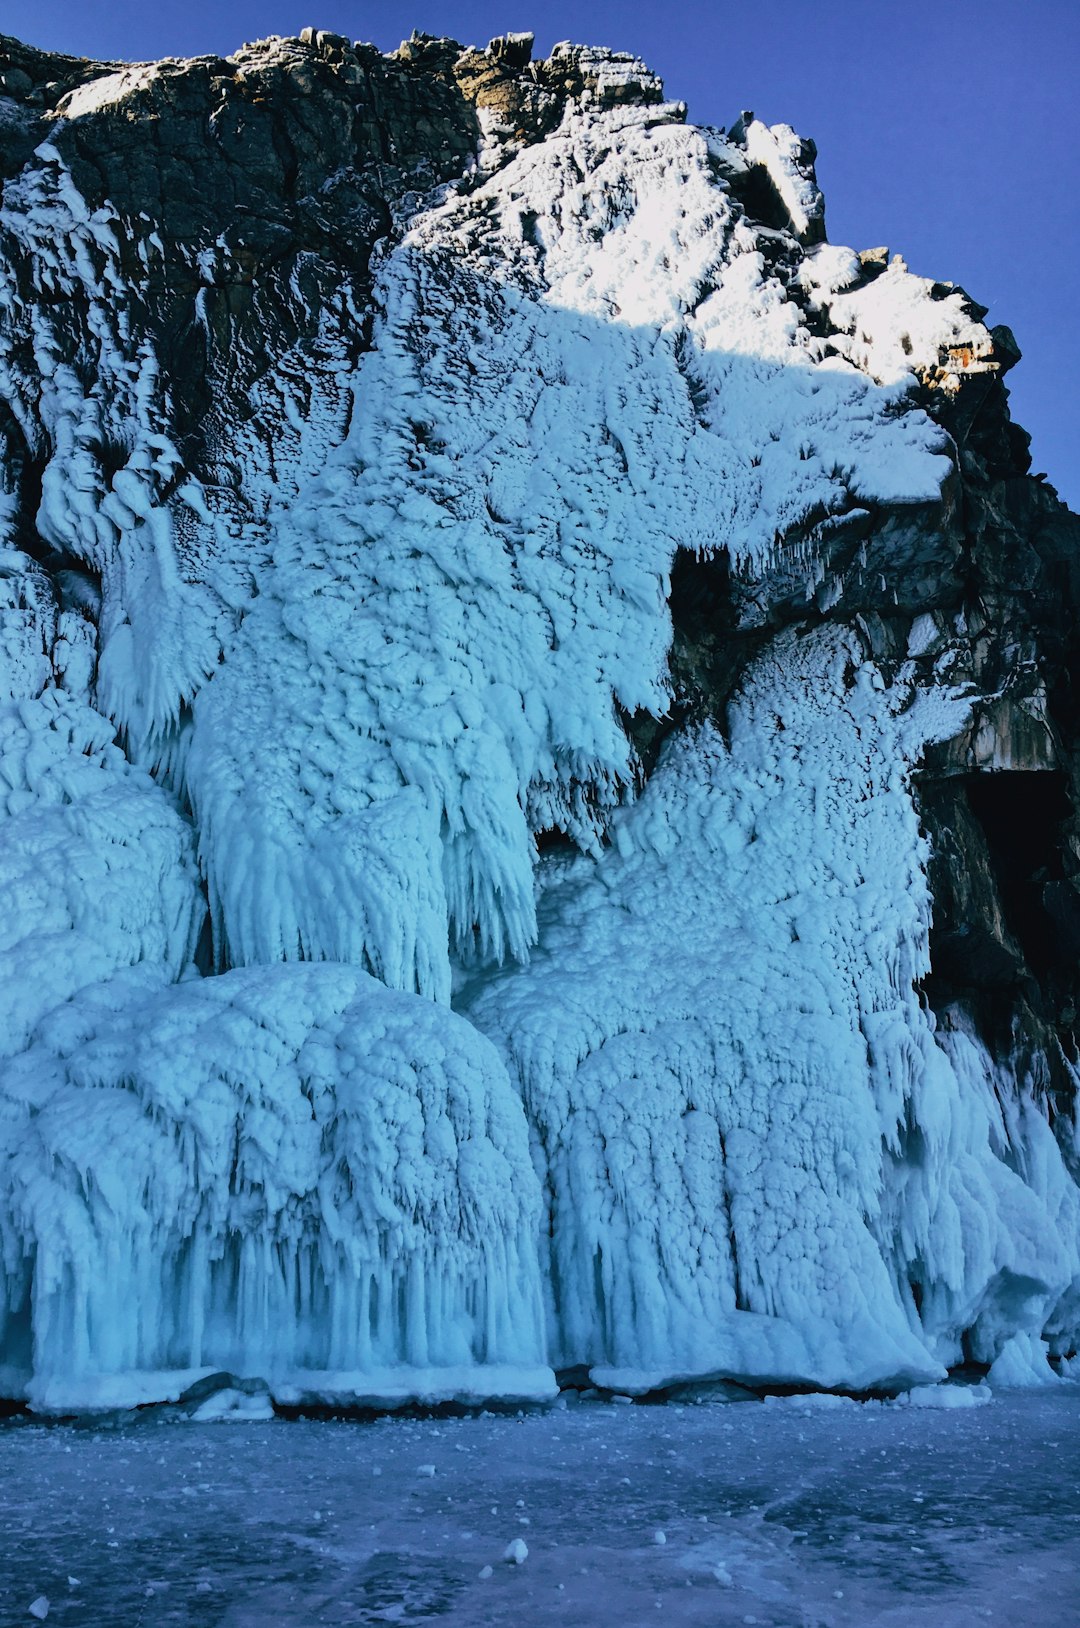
top-left (914, 358), bottom-right (1080, 1119)
top-left (0, 28), bottom-right (484, 537)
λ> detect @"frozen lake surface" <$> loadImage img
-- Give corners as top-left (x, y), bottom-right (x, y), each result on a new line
top-left (2, 1387), bottom-right (1078, 1626)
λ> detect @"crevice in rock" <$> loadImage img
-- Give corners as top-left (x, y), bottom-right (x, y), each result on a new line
top-left (919, 767), bottom-right (1079, 1119)
top-left (665, 547), bottom-right (768, 742)
top-left (728, 161), bottom-right (795, 235)
top-left (0, 404), bottom-right (46, 563)
top-left (964, 770), bottom-right (1073, 980)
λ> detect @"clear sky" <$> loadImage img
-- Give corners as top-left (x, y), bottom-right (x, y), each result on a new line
top-left (13, 0), bottom-right (1079, 506)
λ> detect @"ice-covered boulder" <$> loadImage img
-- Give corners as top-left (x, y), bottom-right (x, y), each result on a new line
top-left (0, 964), bottom-right (545, 1409)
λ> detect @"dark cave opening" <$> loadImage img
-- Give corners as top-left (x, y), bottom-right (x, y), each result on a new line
top-left (964, 769), bottom-right (1072, 979)
top-left (664, 546), bottom-right (767, 746)
top-left (669, 545), bottom-right (735, 645)
top-left (728, 163), bottom-right (795, 236)
top-left (0, 405), bottom-right (46, 561)
top-left (533, 826), bottom-right (577, 856)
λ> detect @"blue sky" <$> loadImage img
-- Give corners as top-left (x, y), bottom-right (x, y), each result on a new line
top-left (14, 0), bottom-right (1079, 505)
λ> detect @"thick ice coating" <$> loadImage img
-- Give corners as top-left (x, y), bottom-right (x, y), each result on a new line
top-left (0, 964), bottom-right (545, 1408)
top-left (0, 31), bottom-right (1077, 1407)
top-left (467, 627), bottom-right (1079, 1392)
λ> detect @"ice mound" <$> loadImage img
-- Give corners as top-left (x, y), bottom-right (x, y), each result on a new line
top-left (468, 627), bottom-right (1078, 1389)
top-left (0, 964), bottom-right (545, 1405)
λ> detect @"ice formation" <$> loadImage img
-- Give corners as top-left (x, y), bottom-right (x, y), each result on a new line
top-left (0, 964), bottom-right (544, 1408)
top-left (0, 28), bottom-right (1077, 1408)
top-left (467, 627), bottom-right (1080, 1391)
top-left (0, 555), bottom-right (203, 1060)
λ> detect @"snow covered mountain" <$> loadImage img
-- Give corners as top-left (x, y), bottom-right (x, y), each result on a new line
top-left (1, 26), bottom-right (1078, 1413)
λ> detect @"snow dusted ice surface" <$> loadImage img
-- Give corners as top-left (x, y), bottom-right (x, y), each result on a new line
top-left (1, 1389), bottom-right (1079, 1626)
top-left (0, 34), bottom-right (1079, 1403)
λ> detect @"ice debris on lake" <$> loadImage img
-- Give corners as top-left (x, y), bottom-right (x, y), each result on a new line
top-left (0, 40), bottom-right (1077, 1408)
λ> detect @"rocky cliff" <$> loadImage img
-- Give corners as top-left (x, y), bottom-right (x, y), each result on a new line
top-left (1, 27), bottom-right (1077, 1412)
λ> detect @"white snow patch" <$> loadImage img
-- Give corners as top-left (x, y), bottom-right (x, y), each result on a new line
top-left (56, 66), bottom-right (162, 120)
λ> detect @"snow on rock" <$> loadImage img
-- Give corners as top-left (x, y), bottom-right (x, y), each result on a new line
top-left (54, 64), bottom-right (163, 121)
top-left (739, 116), bottom-right (826, 244)
top-left (0, 965), bottom-right (545, 1403)
top-left (796, 247), bottom-right (997, 391)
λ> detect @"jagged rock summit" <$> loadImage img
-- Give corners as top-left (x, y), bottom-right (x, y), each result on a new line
top-left (1, 28), bottom-right (1078, 1414)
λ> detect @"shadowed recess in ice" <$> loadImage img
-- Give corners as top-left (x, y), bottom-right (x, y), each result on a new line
top-left (0, 963), bottom-right (544, 1398)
